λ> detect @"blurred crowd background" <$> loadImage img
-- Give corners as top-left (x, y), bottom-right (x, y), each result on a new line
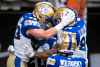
top-left (0, 0), bottom-right (100, 67)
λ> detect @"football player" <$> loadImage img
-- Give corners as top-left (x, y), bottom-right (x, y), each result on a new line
top-left (46, 7), bottom-right (88, 67)
top-left (7, 2), bottom-right (75, 67)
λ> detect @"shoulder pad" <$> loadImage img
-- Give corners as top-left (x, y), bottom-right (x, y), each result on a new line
top-left (22, 12), bottom-right (37, 21)
top-left (64, 18), bottom-right (85, 32)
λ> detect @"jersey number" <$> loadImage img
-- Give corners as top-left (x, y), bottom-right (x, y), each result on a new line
top-left (80, 36), bottom-right (86, 50)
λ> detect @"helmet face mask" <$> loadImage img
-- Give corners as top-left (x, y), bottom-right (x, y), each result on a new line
top-left (34, 2), bottom-right (55, 23)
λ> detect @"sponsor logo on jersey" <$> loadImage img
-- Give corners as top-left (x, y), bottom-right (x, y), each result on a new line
top-left (47, 58), bottom-right (56, 65)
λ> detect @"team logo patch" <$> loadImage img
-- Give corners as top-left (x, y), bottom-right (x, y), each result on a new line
top-left (24, 20), bottom-right (33, 25)
top-left (47, 58), bottom-right (56, 65)
top-left (24, 20), bottom-right (39, 26)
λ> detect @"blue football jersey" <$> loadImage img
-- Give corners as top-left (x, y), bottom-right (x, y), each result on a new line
top-left (59, 17), bottom-right (87, 51)
top-left (46, 18), bottom-right (87, 67)
top-left (47, 54), bottom-right (86, 67)
top-left (13, 12), bottom-right (56, 61)
top-left (15, 12), bottom-right (53, 38)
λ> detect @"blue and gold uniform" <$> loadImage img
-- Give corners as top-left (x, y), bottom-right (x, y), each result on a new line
top-left (7, 2), bottom-right (56, 67)
top-left (7, 12), bottom-right (56, 67)
top-left (47, 17), bottom-right (88, 67)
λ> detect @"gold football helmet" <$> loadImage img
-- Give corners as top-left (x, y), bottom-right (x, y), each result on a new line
top-left (34, 2), bottom-right (55, 23)
top-left (53, 7), bottom-right (77, 26)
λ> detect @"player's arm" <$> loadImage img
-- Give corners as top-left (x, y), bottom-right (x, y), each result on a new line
top-left (26, 27), bottom-right (56, 39)
top-left (26, 19), bottom-right (73, 39)
top-left (26, 12), bottom-right (75, 39)
top-left (26, 7), bottom-right (76, 39)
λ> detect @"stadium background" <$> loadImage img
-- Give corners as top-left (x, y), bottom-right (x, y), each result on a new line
top-left (0, 0), bottom-right (100, 67)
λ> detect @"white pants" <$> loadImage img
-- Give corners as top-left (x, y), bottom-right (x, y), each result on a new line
top-left (7, 53), bottom-right (28, 67)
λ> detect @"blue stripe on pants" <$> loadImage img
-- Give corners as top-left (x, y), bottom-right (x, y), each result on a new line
top-left (15, 56), bottom-right (21, 67)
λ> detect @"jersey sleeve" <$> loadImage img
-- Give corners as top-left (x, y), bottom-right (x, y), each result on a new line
top-left (21, 13), bottom-right (40, 37)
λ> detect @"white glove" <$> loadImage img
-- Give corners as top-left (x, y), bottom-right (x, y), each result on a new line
top-left (54, 8), bottom-right (76, 31)
top-left (8, 45), bottom-right (15, 53)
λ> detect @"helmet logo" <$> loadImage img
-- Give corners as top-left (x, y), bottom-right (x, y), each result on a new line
top-left (39, 7), bottom-right (49, 15)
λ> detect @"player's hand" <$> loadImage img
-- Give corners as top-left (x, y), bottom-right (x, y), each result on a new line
top-left (8, 45), bottom-right (15, 53)
top-left (35, 52), bottom-right (48, 60)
